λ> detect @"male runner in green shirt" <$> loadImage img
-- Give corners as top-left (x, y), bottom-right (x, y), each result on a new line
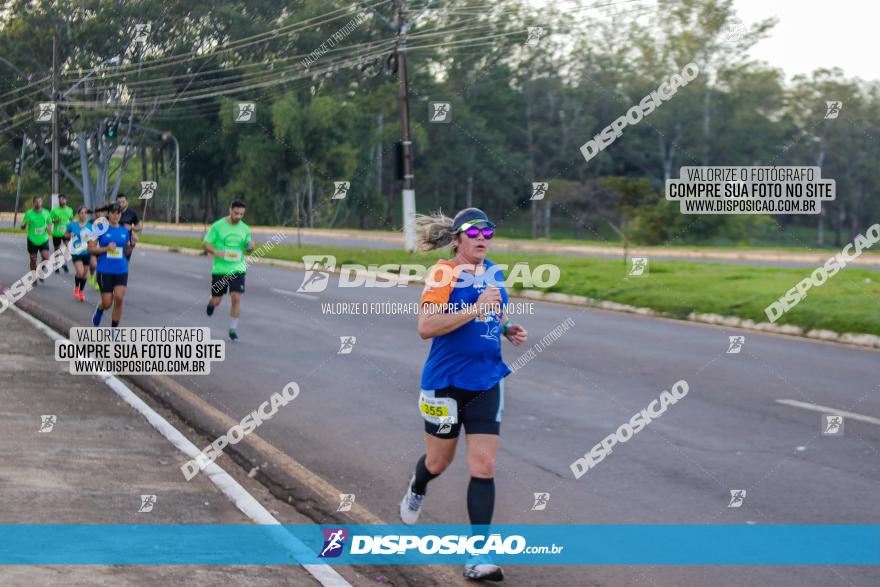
top-left (203, 199), bottom-right (254, 342)
top-left (50, 193), bottom-right (74, 273)
top-left (21, 195), bottom-right (53, 282)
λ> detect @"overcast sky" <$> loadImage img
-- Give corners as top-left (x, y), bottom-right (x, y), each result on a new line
top-left (528, 0), bottom-right (877, 82)
top-left (735, 0), bottom-right (877, 81)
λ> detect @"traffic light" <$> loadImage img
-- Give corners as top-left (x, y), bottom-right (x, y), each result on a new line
top-left (13, 157), bottom-right (21, 176)
top-left (104, 118), bottom-right (119, 138)
top-left (394, 141), bottom-right (404, 180)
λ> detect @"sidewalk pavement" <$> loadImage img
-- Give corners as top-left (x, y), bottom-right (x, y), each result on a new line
top-left (0, 308), bottom-right (320, 586)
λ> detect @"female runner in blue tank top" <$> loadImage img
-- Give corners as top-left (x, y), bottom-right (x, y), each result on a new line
top-left (398, 208), bottom-right (528, 582)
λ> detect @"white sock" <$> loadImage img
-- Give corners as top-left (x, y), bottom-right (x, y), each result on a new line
top-left (229, 318), bottom-right (239, 330)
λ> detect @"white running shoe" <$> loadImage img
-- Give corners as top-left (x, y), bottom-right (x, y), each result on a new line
top-left (464, 555), bottom-right (504, 581)
top-left (398, 474), bottom-right (425, 525)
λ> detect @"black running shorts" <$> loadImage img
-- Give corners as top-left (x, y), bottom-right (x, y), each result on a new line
top-left (422, 382), bottom-right (504, 438)
top-left (97, 272), bottom-right (128, 293)
top-left (211, 272), bottom-right (246, 296)
top-left (27, 239), bottom-right (49, 255)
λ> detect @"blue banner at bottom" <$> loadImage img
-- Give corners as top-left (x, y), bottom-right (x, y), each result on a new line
top-left (0, 524), bottom-right (877, 565)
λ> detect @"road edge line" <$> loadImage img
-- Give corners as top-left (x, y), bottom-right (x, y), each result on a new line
top-left (8, 303), bottom-right (351, 587)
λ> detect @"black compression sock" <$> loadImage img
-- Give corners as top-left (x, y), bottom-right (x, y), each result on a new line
top-left (467, 477), bottom-right (495, 526)
top-left (412, 454), bottom-right (440, 495)
top-left (111, 320), bottom-right (119, 327)
top-left (206, 303), bottom-right (215, 316)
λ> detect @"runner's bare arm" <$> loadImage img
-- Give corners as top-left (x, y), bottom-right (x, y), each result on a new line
top-left (418, 286), bottom-right (501, 339)
top-left (88, 239), bottom-right (110, 255)
top-left (202, 240), bottom-right (222, 258)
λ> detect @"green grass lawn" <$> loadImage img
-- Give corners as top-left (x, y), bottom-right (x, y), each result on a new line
top-left (2, 227), bottom-right (876, 335)
top-left (132, 233), bottom-right (880, 337)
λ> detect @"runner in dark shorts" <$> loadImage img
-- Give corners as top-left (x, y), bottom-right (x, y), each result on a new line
top-left (203, 199), bottom-right (253, 343)
top-left (88, 204), bottom-right (132, 329)
top-left (65, 206), bottom-right (93, 302)
top-left (116, 193), bottom-right (141, 261)
top-left (21, 195), bottom-right (52, 283)
top-left (49, 193), bottom-right (73, 273)
top-left (398, 208), bottom-right (528, 582)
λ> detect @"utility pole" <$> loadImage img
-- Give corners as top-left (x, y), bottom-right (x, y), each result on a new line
top-left (395, 0), bottom-right (417, 250)
top-left (51, 35), bottom-right (60, 204)
top-left (13, 134), bottom-right (26, 227)
top-left (362, 1), bottom-right (430, 250)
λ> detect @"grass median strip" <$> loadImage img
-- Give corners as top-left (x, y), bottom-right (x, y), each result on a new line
top-left (127, 233), bottom-right (880, 337)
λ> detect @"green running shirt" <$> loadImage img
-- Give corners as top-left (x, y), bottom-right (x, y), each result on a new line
top-left (203, 217), bottom-right (251, 275)
top-left (23, 208), bottom-right (52, 245)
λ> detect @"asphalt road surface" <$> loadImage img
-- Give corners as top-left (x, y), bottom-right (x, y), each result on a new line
top-left (1, 234), bottom-right (878, 587)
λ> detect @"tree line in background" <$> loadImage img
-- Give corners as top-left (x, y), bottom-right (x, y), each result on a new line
top-left (0, 0), bottom-right (877, 246)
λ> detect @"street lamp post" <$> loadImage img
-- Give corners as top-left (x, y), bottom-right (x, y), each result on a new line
top-left (13, 133), bottom-right (26, 227)
top-left (162, 132), bottom-right (180, 224)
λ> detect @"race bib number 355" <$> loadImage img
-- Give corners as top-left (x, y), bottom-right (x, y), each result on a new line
top-left (418, 391), bottom-right (457, 425)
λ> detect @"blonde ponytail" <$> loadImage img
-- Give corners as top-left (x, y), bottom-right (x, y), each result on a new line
top-left (414, 211), bottom-right (455, 252)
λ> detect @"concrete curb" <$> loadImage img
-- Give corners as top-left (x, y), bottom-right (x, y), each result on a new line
top-left (135, 242), bottom-right (880, 351)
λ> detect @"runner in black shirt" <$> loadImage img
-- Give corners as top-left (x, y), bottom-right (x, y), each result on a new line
top-left (115, 193), bottom-right (141, 260)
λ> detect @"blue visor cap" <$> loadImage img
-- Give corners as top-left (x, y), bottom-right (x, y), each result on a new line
top-left (452, 209), bottom-right (496, 232)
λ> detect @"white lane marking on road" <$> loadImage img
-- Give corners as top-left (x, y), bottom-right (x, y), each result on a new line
top-left (10, 304), bottom-right (350, 587)
top-left (272, 288), bottom-right (318, 301)
top-left (776, 399), bottom-right (880, 426)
